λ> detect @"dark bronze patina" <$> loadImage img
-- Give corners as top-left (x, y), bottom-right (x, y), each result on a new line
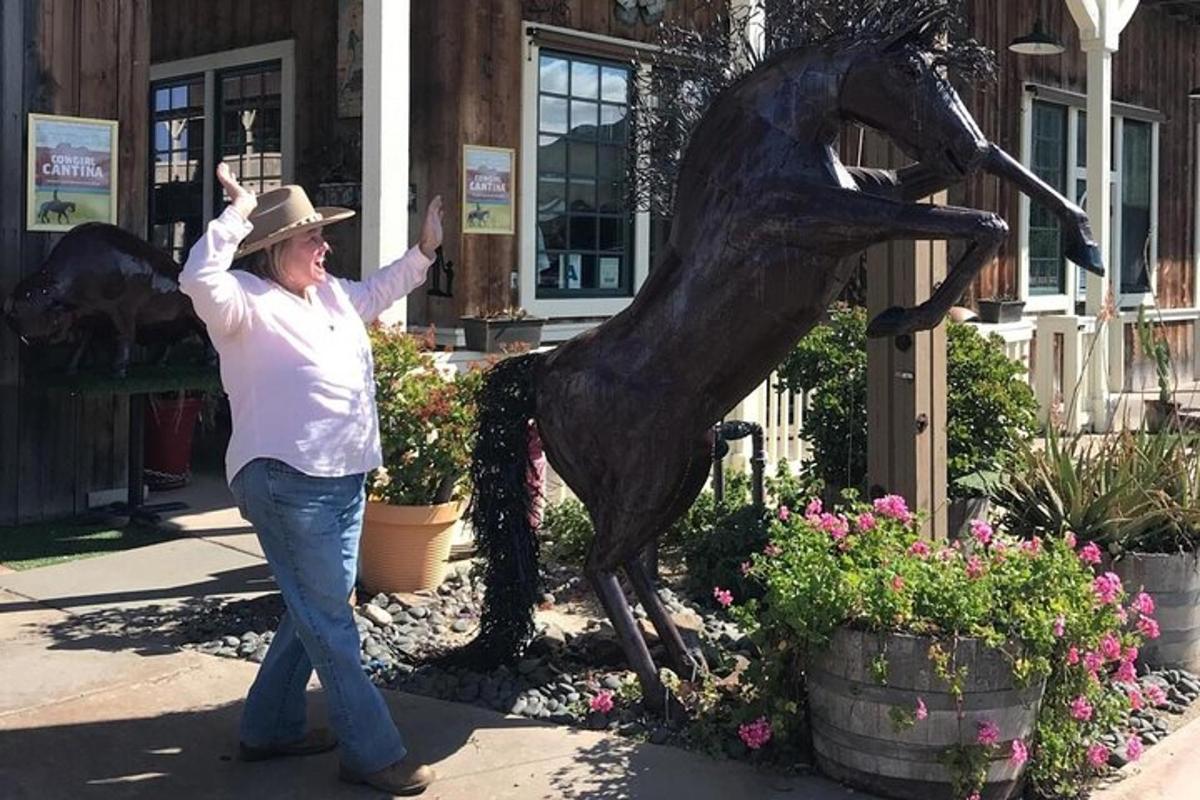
top-left (465, 9), bottom-right (1101, 714)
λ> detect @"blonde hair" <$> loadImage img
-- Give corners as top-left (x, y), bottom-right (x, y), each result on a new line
top-left (246, 242), bottom-right (288, 285)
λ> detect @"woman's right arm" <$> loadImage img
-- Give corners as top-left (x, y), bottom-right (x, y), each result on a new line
top-left (178, 165), bottom-right (257, 337)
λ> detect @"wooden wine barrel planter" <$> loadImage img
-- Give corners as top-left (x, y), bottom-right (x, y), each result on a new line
top-left (1112, 552), bottom-right (1200, 672)
top-left (809, 628), bottom-right (1043, 800)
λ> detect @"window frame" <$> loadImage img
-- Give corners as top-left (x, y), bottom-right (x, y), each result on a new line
top-left (1018, 88), bottom-right (1160, 313)
top-left (520, 23), bottom-right (650, 321)
top-left (149, 40), bottom-right (295, 234)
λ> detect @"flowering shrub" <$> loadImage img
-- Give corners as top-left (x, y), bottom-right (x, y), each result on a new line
top-left (731, 493), bottom-right (1154, 798)
top-left (368, 325), bottom-right (486, 505)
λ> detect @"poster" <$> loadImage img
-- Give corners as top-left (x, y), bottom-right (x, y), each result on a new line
top-left (599, 257), bottom-right (621, 289)
top-left (462, 145), bottom-right (515, 235)
top-left (566, 254), bottom-right (582, 289)
top-left (336, 0), bottom-right (364, 118)
top-left (26, 113), bottom-right (118, 232)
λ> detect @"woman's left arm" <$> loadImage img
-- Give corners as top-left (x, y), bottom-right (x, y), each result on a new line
top-left (341, 196), bottom-right (444, 323)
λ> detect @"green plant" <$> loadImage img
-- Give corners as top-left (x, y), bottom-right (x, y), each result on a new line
top-left (1135, 305), bottom-right (1174, 406)
top-left (995, 427), bottom-right (1200, 555)
top-left (368, 325), bottom-right (485, 505)
top-left (775, 306), bottom-right (1038, 499)
top-left (540, 497), bottom-right (594, 566)
top-left (732, 494), bottom-right (1154, 798)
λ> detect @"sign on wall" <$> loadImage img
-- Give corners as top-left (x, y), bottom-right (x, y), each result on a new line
top-left (462, 145), bottom-right (515, 236)
top-left (26, 113), bottom-right (119, 232)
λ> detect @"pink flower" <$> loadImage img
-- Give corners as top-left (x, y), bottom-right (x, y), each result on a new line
top-left (778, 505), bottom-right (792, 522)
top-left (890, 575), bottom-right (906, 592)
top-left (819, 513), bottom-right (850, 542)
top-left (1021, 537), bottom-right (1042, 555)
top-left (970, 519), bottom-right (993, 546)
top-left (1010, 737), bottom-right (1029, 767)
top-left (1053, 615), bottom-right (1066, 638)
top-left (1125, 735), bottom-right (1144, 762)
top-left (976, 719), bottom-right (1000, 746)
top-left (713, 587), bottom-right (733, 608)
top-left (1093, 572), bottom-right (1123, 605)
top-left (1132, 591), bottom-right (1156, 616)
top-left (966, 555), bottom-right (984, 579)
top-left (1070, 695), bottom-right (1094, 721)
top-left (966, 794), bottom-right (981, 800)
top-left (1065, 531), bottom-right (1077, 549)
top-left (740, 561), bottom-right (752, 577)
top-left (915, 697), bottom-right (928, 721)
top-left (873, 494), bottom-right (913, 523)
top-left (856, 511), bottom-right (877, 532)
top-left (589, 690), bottom-right (614, 714)
top-left (1067, 646), bottom-right (1081, 665)
top-left (737, 716), bottom-right (773, 750)
top-left (908, 540), bottom-right (931, 558)
top-left (1088, 743), bottom-right (1111, 769)
top-left (763, 543), bottom-right (782, 557)
top-left (1138, 616), bottom-right (1161, 640)
top-left (1124, 646), bottom-right (1139, 664)
top-left (1145, 684), bottom-right (1168, 707)
top-left (1128, 689), bottom-right (1144, 710)
top-left (1116, 660), bottom-right (1137, 683)
top-left (1117, 607), bottom-right (1129, 624)
top-left (938, 547), bottom-right (956, 562)
top-left (1084, 650), bottom-right (1105, 675)
top-left (1100, 632), bottom-right (1122, 661)
top-left (1079, 542), bottom-right (1103, 565)
top-left (805, 498), bottom-right (822, 517)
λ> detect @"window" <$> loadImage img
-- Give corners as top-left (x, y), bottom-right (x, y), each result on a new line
top-left (150, 77), bottom-right (205, 262)
top-left (535, 51), bottom-right (632, 298)
top-left (149, 42), bottom-right (293, 262)
top-left (1029, 101), bottom-right (1067, 295)
top-left (1021, 94), bottom-right (1159, 308)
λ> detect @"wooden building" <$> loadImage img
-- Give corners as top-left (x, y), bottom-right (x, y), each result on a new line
top-left (2, 0), bottom-right (1199, 523)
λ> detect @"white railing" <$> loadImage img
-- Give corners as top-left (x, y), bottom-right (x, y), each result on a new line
top-left (722, 371), bottom-right (807, 474)
top-left (1034, 314), bottom-right (1105, 432)
top-left (969, 319), bottom-right (1036, 385)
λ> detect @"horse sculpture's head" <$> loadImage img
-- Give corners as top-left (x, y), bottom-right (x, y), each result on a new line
top-left (839, 11), bottom-right (992, 178)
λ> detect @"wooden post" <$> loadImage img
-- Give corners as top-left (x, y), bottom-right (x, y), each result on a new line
top-left (863, 134), bottom-right (948, 541)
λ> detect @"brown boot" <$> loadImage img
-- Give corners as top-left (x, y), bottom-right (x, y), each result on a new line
top-left (339, 758), bottom-right (435, 796)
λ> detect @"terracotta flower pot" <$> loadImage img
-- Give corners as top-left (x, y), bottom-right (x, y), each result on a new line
top-left (359, 500), bottom-right (464, 593)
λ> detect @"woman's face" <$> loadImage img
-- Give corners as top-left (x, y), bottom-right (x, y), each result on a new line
top-left (279, 229), bottom-right (331, 292)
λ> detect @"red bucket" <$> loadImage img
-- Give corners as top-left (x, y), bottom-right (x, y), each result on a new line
top-left (144, 395), bottom-right (204, 489)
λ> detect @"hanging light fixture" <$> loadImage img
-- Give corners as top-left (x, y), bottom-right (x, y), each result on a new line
top-left (1009, 18), bottom-right (1065, 56)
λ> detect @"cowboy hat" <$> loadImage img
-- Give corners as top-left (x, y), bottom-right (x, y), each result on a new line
top-left (235, 185), bottom-right (355, 259)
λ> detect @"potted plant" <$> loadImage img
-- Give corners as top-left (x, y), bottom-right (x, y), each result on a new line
top-left (461, 307), bottom-right (546, 354)
top-left (995, 427), bottom-right (1200, 672)
top-left (977, 293), bottom-right (1026, 324)
top-left (1135, 306), bottom-right (1179, 432)
top-left (734, 494), bottom-right (1153, 800)
top-left (775, 307), bottom-right (1039, 536)
top-left (359, 325), bottom-right (484, 593)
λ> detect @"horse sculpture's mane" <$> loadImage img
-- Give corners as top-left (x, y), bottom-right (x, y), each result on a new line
top-left (629, 0), bottom-right (994, 217)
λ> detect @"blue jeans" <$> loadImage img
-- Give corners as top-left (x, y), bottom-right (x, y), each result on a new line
top-left (230, 458), bottom-right (406, 774)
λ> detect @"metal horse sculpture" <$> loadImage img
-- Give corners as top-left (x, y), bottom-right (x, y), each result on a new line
top-left (463, 15), bottom-right (1103, 712)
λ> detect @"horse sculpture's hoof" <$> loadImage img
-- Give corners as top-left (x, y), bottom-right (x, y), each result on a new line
top-left (866, 305), bottom-right (911, 338)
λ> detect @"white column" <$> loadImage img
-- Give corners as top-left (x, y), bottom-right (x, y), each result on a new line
top-left (361, 0), bottom-right (411, 326)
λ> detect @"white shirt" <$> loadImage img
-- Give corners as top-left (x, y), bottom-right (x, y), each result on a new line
top-left (179, 206), bottom-right (433, 483)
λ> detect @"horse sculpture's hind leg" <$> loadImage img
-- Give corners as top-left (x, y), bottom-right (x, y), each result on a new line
top-left (624, 556), bottom-right (705, 679)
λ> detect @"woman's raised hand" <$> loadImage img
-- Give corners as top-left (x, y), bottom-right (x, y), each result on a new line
top-left (216, 162), bottom-right (258, 221)
top-left (418, 196), bottom-right (444, 259)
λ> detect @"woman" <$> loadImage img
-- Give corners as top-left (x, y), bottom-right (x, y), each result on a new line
top-left (180, 163), bottom-right (443, 796)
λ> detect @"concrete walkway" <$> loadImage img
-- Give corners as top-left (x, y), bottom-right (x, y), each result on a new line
top-left (0, 479), bottom-right (844, 799)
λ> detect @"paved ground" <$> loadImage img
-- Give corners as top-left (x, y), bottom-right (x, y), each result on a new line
top-left (0, 477), bottom-right (846, 799)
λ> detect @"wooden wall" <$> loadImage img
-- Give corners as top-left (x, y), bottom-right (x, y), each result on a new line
top-left (964, 1), bottom-right (1199, 311)
top-left (0, 0), bottom-right (149, 524)
top-left (149, 0), bottom-right (359, 278)
top-left (409, 0), bottom-right (718, 329)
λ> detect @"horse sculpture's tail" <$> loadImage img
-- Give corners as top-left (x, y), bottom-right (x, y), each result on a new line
top-left (463, 351), bottom-right (543, 665)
